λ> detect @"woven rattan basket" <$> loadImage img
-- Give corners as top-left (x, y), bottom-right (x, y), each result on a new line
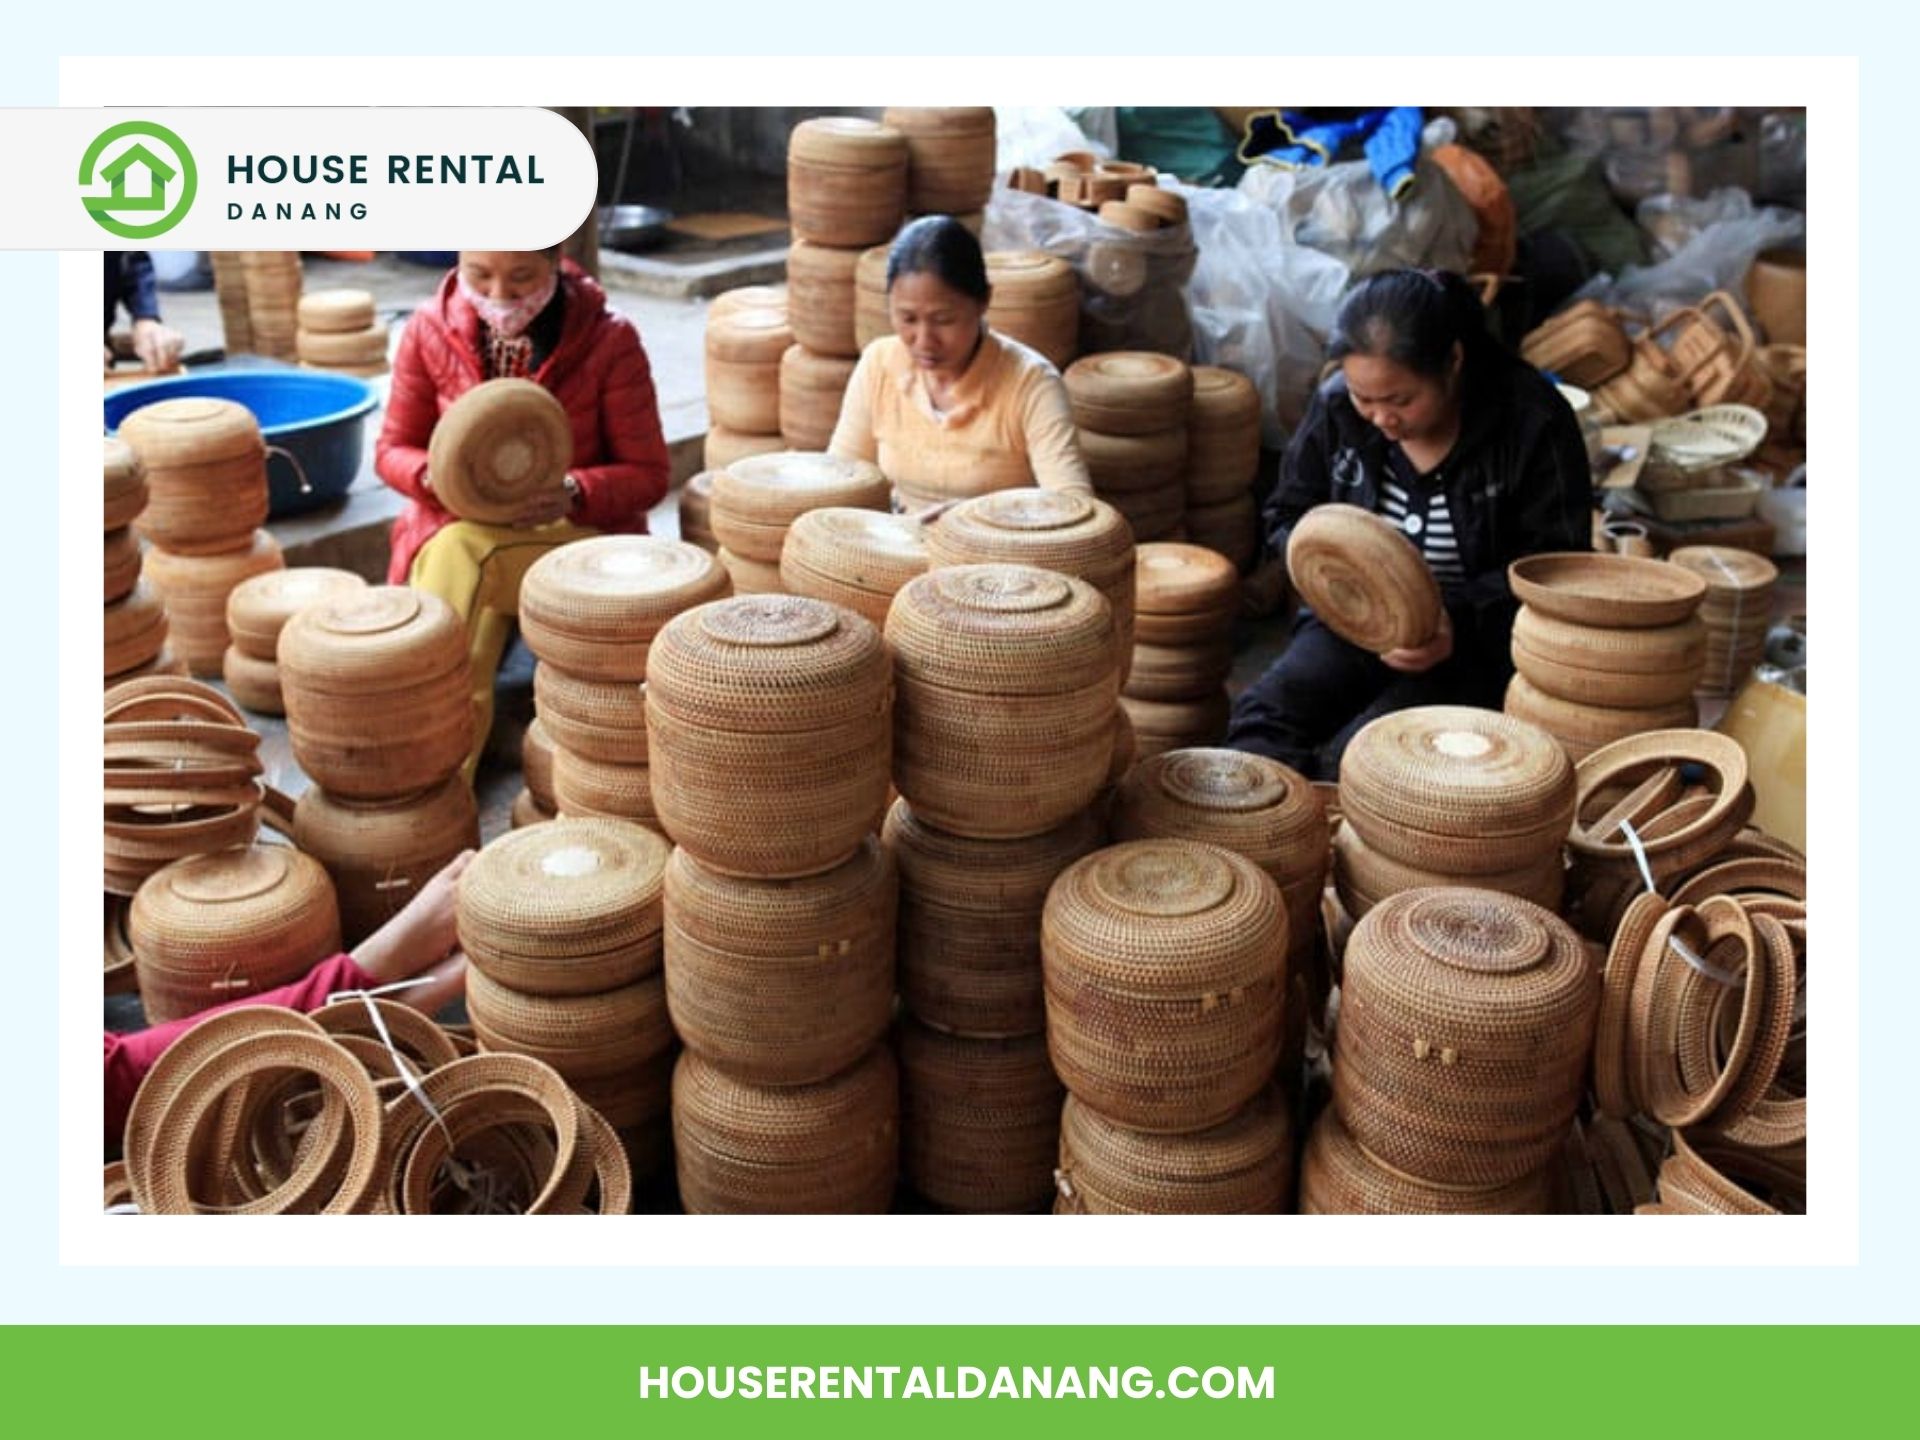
top-left (1333, 887), bottom-right (1597, 1186)
top-left (1055, 1087), bottom-right (1293, 1214)
top-left (712, 452), bottom-right (890, 561)
top-left (1300, 1108), bottom-right (1557, 1214)
top-left (779, 507), bottom-right (929, 627)
top-left (673, 1045), bottom-right (899, 1213)
top-left (468, 965), bottom-right (674, 1082)
top-left (1504, 673), bottom-right (1698, 762)
top-left (225, 566), bottom-right (367, 660)
top-left (888, 565), bottom-right (1118, 839)
top-left (457, 817), bottom-right (669, 996)
top-left (1121, 638), bottom-right (1234, 703)
top-left (1287, 504), bottom-right (1441, 653)
top-left (425, 378), bottom-right (571, 525)
top-left (277, 587), bottom-right (473, 799)
top-left (1508, 553), bottom-right (1706, 629)
top-left (117, 395), bottom-right (261, 469)
top-left (220, 645), bottom-right (281, 713)
top-left (788, 117), bottom-right (909, 249)
top-left (104, 893), bottom-right (138, 996)
top-left (533, 667), bottom-right (650, 765)
top-left (104, 437), bottom-right (147, 531)
top-left (1511, 607), bottom-right (1709, 708)
top-left (853, 245), bottom-right (892, 353)
top-left (884, 797), bottom-right (1104, 1038)
top-left (1667, 546), bottom-right (1779, 698)
top-left (983, 251), bottom-right (1079, 369)
top-left (1135, 539), bottom-right (1239, 624)
top-left (706, 305), bottom-right (795, 435)
top-left (1331, 819), bottom-right (1565, 919)
top-left (292, 776), bottom-right (480, 946)
top-left (297, 288), bottom-right (376, 333)
top-left (549, 745), bottom-right (658, 826)
top-left (716, 546), bottom-right (786, 595)
top-left (779, 345), bottom-right (857, 452)
top-left (704, 425), bottom-right (785, 475)
top-left (1186, 367), bottom-right (1262, 505)
top-left (901, 1020), bottom-right (1062, 1213)
top-left (784, 238), bottom-right (862, 359)
top-left (663, 840), bottom-right (896, 1085)
top-left (1080, 426), bottom-right (1187, 495)
top-left (129, 845), bottom-right (342, 1023)
top-left (677, 471), bottom-right (719, 552)
top-left (1064, 352), bottom-right (1193, 436)
top-left (143, 529), bottom-right (285, 676)
top-left (1043, 840), bottom-right (1287, 1132)
top-left (647, 595), bottom-right (892, 878)
top-left (922, 489), bottom-right (1135, 664)
top-left (521, 536), bottom-right (728, 682)
top-left (104, 531), bottom-right (141, 610)
top-left (104, 580), bottom-right (170, 678)
top-left (1118, 691), bottom-right (1231, 761)
top-left (1338, 705), bottom-right (1575, 876)
top-left (882, 106), bottom-right (996, 214)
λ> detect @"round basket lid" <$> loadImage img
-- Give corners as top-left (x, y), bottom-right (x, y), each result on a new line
top-left (119, 397), bottom-right (262, 467)
top-left (521, 536), bottom-right (729, 640)
top-left (134, 844), bottom-right (333, 945)
top-left (104, 436), bottom-right (144, 497)
top-left (1339, 705), bottom-right (1574, 843)
top-left (926, 489), bottom-right (1134, 584)
top-left (297, 288), bottom-right (376, 329)
top-left (1189, 366), bottom-right (1261, 423)
top-left (425, 378), bottom-right (571, 525)
top-left (646, 594), bottom-right (890, 734)
top-left (226, 567), bottom-right (368, 644)
top-left (1044, 839), bottom-right (1285, 993)
top-left (1346, 886), bottom-right (1590, 1007)
top-left (984, 250), bottom-right (1076, 301)
top-left (278, 586), bottom-right (466, 692)
top-left (459, 817), bottom-right (669, 956)
top-left (713, 451), bottom-right (889, 527)
top-left (781, 507), bottom-right (929, 595)
top-left (1508, 553), bottom-right (1706, 629)
top-left (887, 564), bottom-right (1116, 695)
top-left (706, 304), bottom-right (795, 361)
top-left (1065, 351), bottom-right (1191, 396)
top-left (789, 116), bottom-right (908, 164)
top-left (1136, 543), bottom-right (1240, 617)
top-left (1286, 504), bottom-right (1440, 652)
top-left (1064, 351), bottom-right (1193, 431)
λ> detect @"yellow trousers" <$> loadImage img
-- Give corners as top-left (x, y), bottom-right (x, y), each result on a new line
top-left (408, 517), bottom-right (599, 783)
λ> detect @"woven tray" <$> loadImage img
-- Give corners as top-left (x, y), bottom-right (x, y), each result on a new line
top-left (426, 378), bottom-right (572, 525)
top-left (1286, 504), bottom-right (1439, 653)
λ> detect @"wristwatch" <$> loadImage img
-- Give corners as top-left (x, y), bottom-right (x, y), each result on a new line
top-left (563, 474), bottom-right (581, 509)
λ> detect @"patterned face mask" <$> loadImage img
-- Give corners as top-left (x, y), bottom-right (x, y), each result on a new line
top-left (457, 267), bottom-right (558, 340)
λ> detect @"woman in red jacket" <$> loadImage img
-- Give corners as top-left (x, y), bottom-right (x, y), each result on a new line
top-left (376, 249), bottom-right (672, 779)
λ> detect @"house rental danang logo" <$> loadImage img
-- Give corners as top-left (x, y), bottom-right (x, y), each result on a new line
top-left (79, 120), bottom-right (198, 239)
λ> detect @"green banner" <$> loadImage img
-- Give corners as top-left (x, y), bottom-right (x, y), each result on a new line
top-left (5, 1325), bottom-right (1915, 1435)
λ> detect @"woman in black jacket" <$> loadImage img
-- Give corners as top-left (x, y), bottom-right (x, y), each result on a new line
top-left (1226, 269), bottom-right (1593, 778)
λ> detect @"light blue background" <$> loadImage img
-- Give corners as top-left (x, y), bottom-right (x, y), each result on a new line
top-left (9, 2), bottom-right (1906, 1324)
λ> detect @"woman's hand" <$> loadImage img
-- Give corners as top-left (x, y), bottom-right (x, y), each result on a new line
top-left (349, 850), bottom-right (475, 1014)
top-left (1380, 609), bottom-right (1453, 674)
top-left (130, 317), bottom-right (185, 372)
top-left (510, 488), bottom-right (571, 528)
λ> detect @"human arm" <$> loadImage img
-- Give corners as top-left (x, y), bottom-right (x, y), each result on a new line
top-left (826, 347), bottom-right (880, 464)
top-left (374, 316), bottom-right (442, 505)
top-left (1019, 370), bottom-right (1094, 495)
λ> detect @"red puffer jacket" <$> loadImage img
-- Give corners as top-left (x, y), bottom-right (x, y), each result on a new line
top-left (375, 262), bottom-right (671, 582)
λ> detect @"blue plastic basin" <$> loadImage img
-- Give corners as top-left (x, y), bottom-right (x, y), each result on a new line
top-left (104, 368), bottom-right (380, 518)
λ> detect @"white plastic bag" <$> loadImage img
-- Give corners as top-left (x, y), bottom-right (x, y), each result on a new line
top-left (991, 107), bottom-right (1110, 175)
top-left (1576, 188), bottom-right (1804, 315)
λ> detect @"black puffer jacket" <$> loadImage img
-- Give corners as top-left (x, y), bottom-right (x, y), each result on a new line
top-left (1264, 349), bottom-right (1593, 659)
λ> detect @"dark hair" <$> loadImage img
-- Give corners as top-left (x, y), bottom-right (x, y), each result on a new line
top-left (1327, 269), bottom-right (1495, 378)
top-left (886, 215), bottom-right (990, 303)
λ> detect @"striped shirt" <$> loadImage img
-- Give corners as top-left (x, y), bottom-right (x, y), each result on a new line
top-left (1378, 477), bottom-right (1467, 591)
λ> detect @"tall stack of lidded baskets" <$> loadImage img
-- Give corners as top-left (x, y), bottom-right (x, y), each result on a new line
top-left (115, 398), bottom-right (283, 679)
top-left (278, 586), bottom-right (480, 947)
top-left (1045, 838), bottom-right (1295, 1213)
top-left (1301, 885), bottom-right (1597, 1213)
top-left (240, 252), bottom-right (302, 361)
top-left (457, 816), bottom-right (679, 1182)
top-left (222, 567), bottom-right (367, 716)
top-left (518, 536), bottom-right (731, 830)
top-left (883, 562), bottom-right (1124, 1210)
top-left (1121, 543), bottom-right (1241, 757)
top-left (704, 287), bottom-right (792, 471)
top-left (650, 593), bottom-right (900, 1212)
top-left (1065, 352), bottom-right (1192, 542)
top-left (209, 253), bottom-right (253, 356)
top-left (882, 107), bottom-right (996, 235)
top-left (103, 438), bottom-right (182, 685)
top-left (296, 289), bottom-right (389, 378)
top-left (1183, 367), bottom-right (1264, 570)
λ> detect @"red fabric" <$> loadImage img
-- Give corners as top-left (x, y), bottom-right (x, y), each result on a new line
top-left (104, 953), bottom-right (379, 1149)
top-left (375, 261), bottom-right (672, 583)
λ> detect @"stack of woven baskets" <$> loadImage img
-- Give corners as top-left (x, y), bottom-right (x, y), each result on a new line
top-left (779, 507), bottom-right (929, 626)
top-left (104, 438), bottom-right (182, 685)
top-left (1301, 886), bottom-right (1598, 1213)
top-left (104, 677), bottom-right (265, 905)
top-left (1046, 840), bottom-right (1294, 1212)
top-left (1333, 706), bottom-right (1575, 922)
top-left (128, 844), bottom-right (341, 1023)
top-left (295, 289), bottom-right (388, 377)
top-left (240, 252), bottom-right (302, 361)
top-left (704, 287), bottom-right (793, 470)
top-left (221, 567), bottom-right (367, 716)
top-left (1667, 546), bottom-right (1779, 699)
top-left (277, 587), bottom-right (478, 941)
top-left (649, 593), bottom-right (899, 1211)
top-left (209, 252), bottom-right (253, 355)
top-left (856, 246), bottom-right (1082, 369)
top-left (458, 817), bottom-right (678, 1182)
top-left (1505, 554), bottom-right (1707, 761)
top-left (883, 107), bottom-right (995, 233)
top-left (516, 719), bottom-right (558, 827)
top-left (117, 398), bottom-right (282, 678)
top-left (675, 471), bottom-right (718, 552)
top-left (1121, 543), bottom-right (1240, 758)
top-left (1182, 367), bottom-right (1263, 570)
top-left (1065, 352), bottom-right (1193, 542)
top-left (709, 450), bottom-right (890, 595)
top-left (1111, 749), bottom-right (1331, 1081)
top-left (519, 535), bottom-right (730, 829)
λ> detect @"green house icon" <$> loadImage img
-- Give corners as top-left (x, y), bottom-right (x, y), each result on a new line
top-left (93, 142), bottom-right (178, 214)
